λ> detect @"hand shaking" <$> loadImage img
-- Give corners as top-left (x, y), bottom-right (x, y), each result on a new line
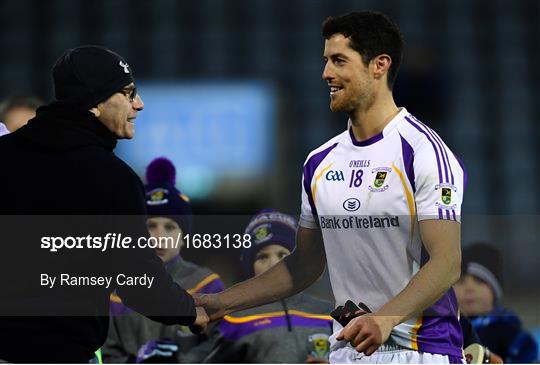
top-left (189, 306), bottom-right (209, 334)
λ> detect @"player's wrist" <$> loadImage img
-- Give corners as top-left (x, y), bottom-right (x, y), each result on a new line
top-left (214, 291), bottom-right (235, 317)
top-left (372, 312), bottom-right (403, 329)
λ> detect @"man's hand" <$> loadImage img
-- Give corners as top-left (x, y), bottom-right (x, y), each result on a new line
top-left (190, 306), bottom-right (209, 334)
top-left (336, 314), bottom-right (395, 356)
top-left (194, 293), bottom-right (227, 322)
top-left (190, 227), bottom-right (325, 321)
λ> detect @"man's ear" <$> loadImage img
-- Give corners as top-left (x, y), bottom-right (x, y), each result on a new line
top-left (89, 106), bottom-right (101, 117)
top-left (372, 54), bottom-right (392, 81)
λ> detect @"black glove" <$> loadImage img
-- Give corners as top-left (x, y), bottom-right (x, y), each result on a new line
top-left (330, 300), bottom-right (371, 327)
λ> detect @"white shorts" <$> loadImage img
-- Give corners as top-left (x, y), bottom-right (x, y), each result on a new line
top-left (330, 347), bottom-right (465, 364)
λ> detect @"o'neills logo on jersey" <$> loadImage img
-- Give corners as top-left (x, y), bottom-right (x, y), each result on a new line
top-left (320, 216), bottom-right (400, 230)
top-left (435, 183), bottom-right (458, 210)
top-left (368, 167), bottom-right (392, 192)
top-left (349, 160), bottom-right (370, 168)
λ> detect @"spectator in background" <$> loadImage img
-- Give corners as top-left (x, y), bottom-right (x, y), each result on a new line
top-left (203, 210), bottom-right (333, 364)
top-left (0, 94), bottom-right (43, 133)
top-left (454, 242), bottom-right (538, 363)
top-left (103, 157), bottom-right (225, 363)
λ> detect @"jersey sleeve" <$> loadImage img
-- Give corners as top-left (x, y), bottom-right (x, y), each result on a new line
top-left (413, 139), bottom-right (466, 222)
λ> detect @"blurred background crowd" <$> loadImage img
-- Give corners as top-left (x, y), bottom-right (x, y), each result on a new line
top-left (1, 0), bottom-right (538, 360)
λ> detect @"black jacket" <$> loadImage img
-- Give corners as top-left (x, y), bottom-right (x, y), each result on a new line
top-left (0, 103), bottom-right (196, 362)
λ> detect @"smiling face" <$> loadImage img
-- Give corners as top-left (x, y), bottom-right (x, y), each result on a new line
top-left (454, 274), bottom-right (495, 316)
top-left (322, 33), bottom-right (376, 114)
top-left (94, 83), bottom-right (144, 139)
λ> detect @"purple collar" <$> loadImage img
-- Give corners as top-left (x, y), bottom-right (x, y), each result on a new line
top-left (349, 127), bottom-right (384, 146)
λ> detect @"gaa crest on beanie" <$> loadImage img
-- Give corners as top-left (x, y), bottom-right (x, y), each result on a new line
top-left (145, 157), bottom-right (192, 235)
top-left (241, 209), bottom-right (298, 277)
top-left (52, 45), bottom-right (135, 109)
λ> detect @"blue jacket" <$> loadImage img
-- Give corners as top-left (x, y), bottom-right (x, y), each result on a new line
top-left (470, 306), bottom-right (538, 363)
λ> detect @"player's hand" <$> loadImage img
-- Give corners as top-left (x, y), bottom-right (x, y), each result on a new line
top-left (336, 314), bottom-right (394, 356)
top-left (193, 293), bottom-right (227, 322)
top-left (190, 306), bottom-right (209, 334)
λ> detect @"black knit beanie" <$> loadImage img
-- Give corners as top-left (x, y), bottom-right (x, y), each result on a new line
top-left (52, 45), bottom-right (135, 110)
top-left (462, 242), bottom-right (504, 301)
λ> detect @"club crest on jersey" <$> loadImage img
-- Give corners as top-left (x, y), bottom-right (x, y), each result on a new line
top-left (368, 167), bottom-right (391, 192)
top-left (308, 333), bottom-right (330, 359)
top-left (441, 188), bottom-right (451, 205)
top-left (435, 183), bottom-right (457, 209)
top-left (374, 172), bottom-right (387, 187)
top-left (146, 188), bottom-right (169, 205)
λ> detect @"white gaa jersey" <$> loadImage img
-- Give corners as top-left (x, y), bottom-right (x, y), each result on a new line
top-left (300, 108), bottom-right (466, 357)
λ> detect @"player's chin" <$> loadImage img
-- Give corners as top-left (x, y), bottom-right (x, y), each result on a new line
top-left (329, 100), bottom-right (345, 113)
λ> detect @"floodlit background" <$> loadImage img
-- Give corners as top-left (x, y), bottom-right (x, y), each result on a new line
top-left (1, 0), bottom-right (538, 333)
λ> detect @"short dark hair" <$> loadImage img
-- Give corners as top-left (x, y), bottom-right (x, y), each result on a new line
top-left (322, 11), bottom-right (404, 89)
top-left (0, 95), bottom-right (43, 121)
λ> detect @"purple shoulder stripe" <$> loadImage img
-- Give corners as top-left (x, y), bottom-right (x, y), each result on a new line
top-left (410, 116), bottom-right (450, 185)
top-left (303, 143), bottom-right (339, 219)
top-left (412, 116), bottom-right (455, 186)
top-left (413, 116), bottom-right (463, 222)
top-left (399, 134), bottom-right (416, 193)
top-left (197, 278), bottom-right (225, 294)
top-left (405, 116), bottom-right (448, 221)
top-left (404, 116), bottom-right (442, 185)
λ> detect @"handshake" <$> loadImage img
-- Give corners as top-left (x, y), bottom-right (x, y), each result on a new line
top-left (190, 293), bottom-right (224, 333)
top-left (191, 306), bottom-right (210, 333)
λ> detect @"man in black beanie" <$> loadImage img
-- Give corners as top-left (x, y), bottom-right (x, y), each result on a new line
top-left (52, 45), bottom-right (141, 139)
top-left (0, 46), bottom-right (207, 363)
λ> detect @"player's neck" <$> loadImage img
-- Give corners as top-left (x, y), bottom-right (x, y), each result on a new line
top-left (349, 93), bottom-right (399, 142)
